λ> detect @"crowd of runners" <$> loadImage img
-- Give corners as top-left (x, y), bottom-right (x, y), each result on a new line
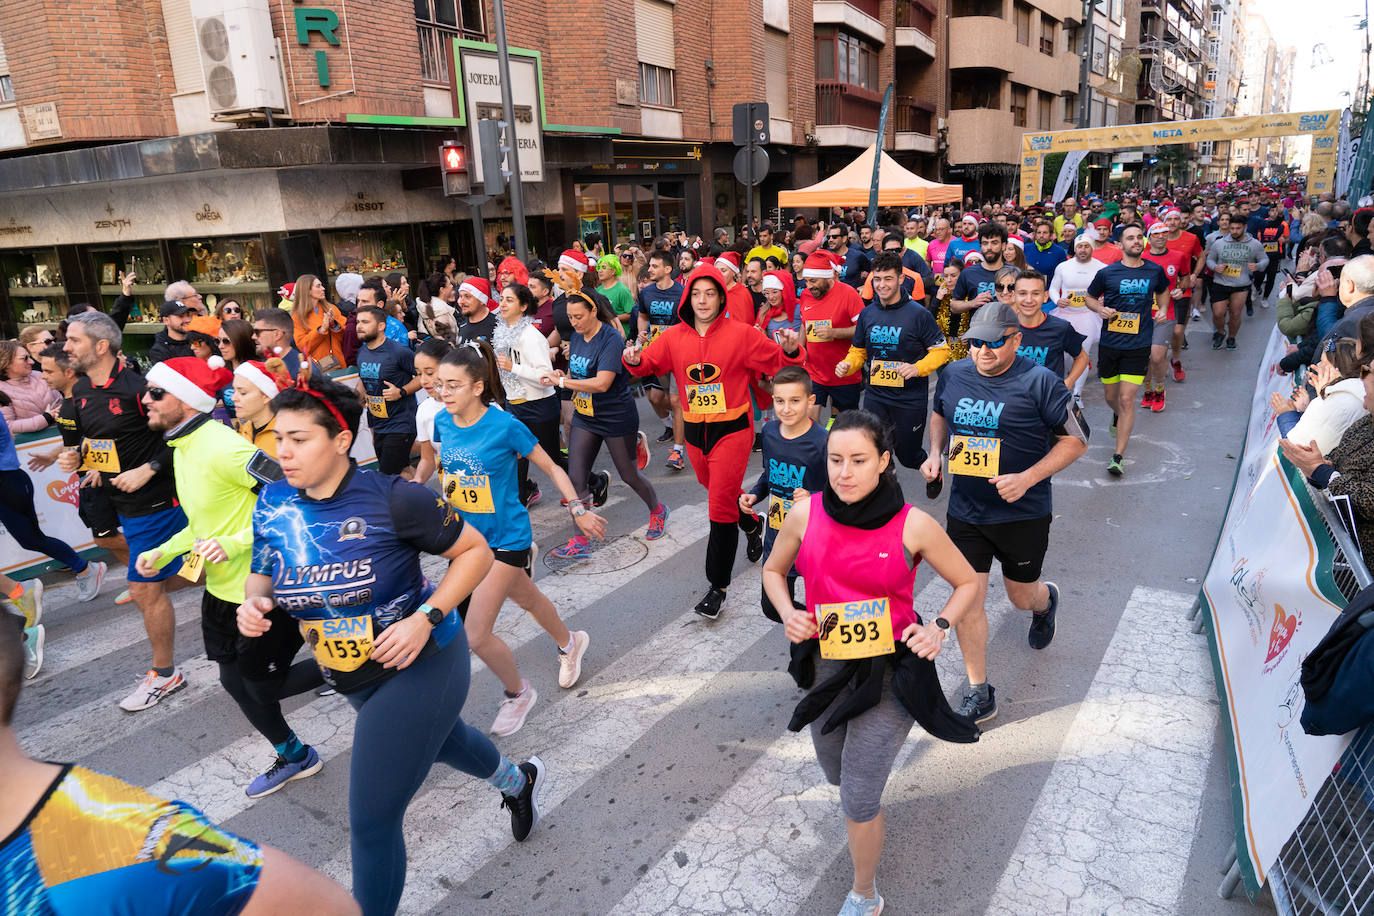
top-left (2, 177), bottom-right (1371, 916)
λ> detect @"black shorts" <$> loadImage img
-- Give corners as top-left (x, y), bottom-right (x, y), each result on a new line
top-left (493, 546), bottom-right (533, 576)
top-left (201, 592), bottom-right (304, 680)
top-left (372, 431), bottom-right (416, 475)
top-left (1210, 281), bottom-right (1246, 302)
top-left (946, 513), bottom-right (1052, 583)
top-left (77, 485), bottom-right (120, 539)
top-left (863, 396), bottom-right (928, 469)
top-left (1097, 345), bottom-right (1150, 383)
top-left (812, 381), bottom-right (862, 411)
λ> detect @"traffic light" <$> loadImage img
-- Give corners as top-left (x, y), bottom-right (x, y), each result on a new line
top-left (440, 140), bottom-right (469, 197)
top-left (477, 118), bottom-right (510, 196)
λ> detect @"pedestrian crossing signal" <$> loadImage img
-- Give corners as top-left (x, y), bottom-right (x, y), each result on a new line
top-left (441, 141), bottom-right (469, 196)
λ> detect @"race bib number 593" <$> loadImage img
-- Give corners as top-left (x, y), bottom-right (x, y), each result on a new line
top-left (815, 598), bottom-right (895, 660)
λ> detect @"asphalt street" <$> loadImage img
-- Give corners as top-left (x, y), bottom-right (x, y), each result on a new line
top-left (12, 296), bottom-right (1283, 914)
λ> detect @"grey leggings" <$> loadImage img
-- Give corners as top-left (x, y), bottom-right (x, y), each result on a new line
top-left (809, 658), bottom-right (915, 823)
top-left (567, 424), bottom-right (659, 512)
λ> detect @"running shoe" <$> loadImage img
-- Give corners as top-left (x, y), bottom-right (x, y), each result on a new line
top-left (1029, 582), bottom-right (1059, 650)
top-left (925, 471), bottom-right (943, 500)
top-left (1246, 302), bottom-right (1253, 317)
top-left (589, 470), bottom-right (610, 507)
top-left (118, 667), bottom-right (186, 712)
top-left (115, 589), bottom-right (133, 605)
top-left (557, 630), bottom-right (591, 688)
top-left (752, 432), bottom-right (763, 453)
top-left (1171, 359), bottom-right (1185, 382)
top-left (1182, 337), bottom-right (1189, 350)
top-left (521, 482), bottom-right (541, 508)
top-left (245, 746), bottom-right (322, 798)
top-left (957, 684), bottom-right (997, 724)
top-left (635, 430), bottom-right (650, 470)
top-left (1211, 331), bottom-right (1225, 350)
top-left (1151, 389), bottom-right (1165, 413)
top-left (75, 560), bottom-right (107, 602)
top-left (745, 523), bottom-right (764, 563)
top-left (502, 756), bottom-right (546, 842)
top-left (1191, 308), bottom-right (1201, 322)
top-left (22, 625), bottom-right (44, 680)
top-left (657, 426), bottom-right (674, 442)
top-left (694, 587), bottom-right (727, 621)
top-left (551, 536), bottom-right (591, 560)
top-left (12, 578), bottom-right (43, 628)
top-left (647, 503), bottom-right (669, 540)
top-left (1140, 390), bottom-right (1154, 409)
top-left (665, 448), bottom-right (685, 471)
top-left (838, 890), bottom-right (885, 916)
top-left (491, 681), bottom-right (537, 736)
top-left (1226, 337), bottom-right (1237, 350)
top-left (1107, 453), bottom-right (1124, 477)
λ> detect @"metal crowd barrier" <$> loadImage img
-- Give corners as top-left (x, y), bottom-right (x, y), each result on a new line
top-left (1261, 486), bottom-right (1372, 915)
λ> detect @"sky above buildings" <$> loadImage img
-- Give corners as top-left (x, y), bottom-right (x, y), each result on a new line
top-left (1255, 0), bottom-right (1367, 111)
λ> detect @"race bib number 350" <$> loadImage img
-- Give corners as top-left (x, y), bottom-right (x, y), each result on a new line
top-left (687, 382), bottom-right (726, 414)
top-left (815, 598), bottom-right (895, 660)
top-left (948, 435), bottom-right (1000, 478)
top-left (302, 615), bottom-right (374, 672)
top-left (1107, 312), bottom-right (1140, 334)
top-left (81, 439), bottom-right (121, 473)
top-left (870, 360), bottom-right (905, 387)
top-left (444, 473), bottom-right (495, 513)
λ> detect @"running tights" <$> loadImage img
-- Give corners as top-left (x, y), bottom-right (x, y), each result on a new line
top-left (516, 414), bottom-right (566, 493)
top-left (566, 425), bottom-right (658, 511)
top-left (217, 659), bottom-right (323, 746)
top-left (706, 513), bottom-right (762, 589)
top-left (343, 626), bottom-right (501, 916)
top-left (0, 469), bottom-right (86, 573)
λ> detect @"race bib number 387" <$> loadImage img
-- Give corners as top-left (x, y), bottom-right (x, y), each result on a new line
top-left (815, 598), bottom-right (895, 660)
top-left (81, 438), bottom-right (121, 473)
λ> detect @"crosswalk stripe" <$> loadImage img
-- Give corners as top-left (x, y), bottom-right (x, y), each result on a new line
top-left (609, 578), bottom-right (1018, 916)
top-left (146, 503), bottom-right (713, 824)
top-left (984, 586), bottom-right (1213, 916)
top-left (34, 588), bottom-right (205, 681)
top-left (336, 567), bottom-right (775, 913)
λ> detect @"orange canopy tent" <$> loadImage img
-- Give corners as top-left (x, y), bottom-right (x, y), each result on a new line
top-left (777, 144), bottom-right (962, 207)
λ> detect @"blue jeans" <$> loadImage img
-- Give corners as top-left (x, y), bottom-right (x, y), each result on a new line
top-left (343, 622), bottom-right (501, 915)
top-left (0, 468), bottom-right (87, 573)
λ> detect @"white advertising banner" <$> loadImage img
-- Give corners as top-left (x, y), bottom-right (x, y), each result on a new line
top-left (458, 49), bottom-right (545, 184)
top-left (1200, 327), bottom-right (1353, 896)
top-left (0, 372), bottom-right (379, 579)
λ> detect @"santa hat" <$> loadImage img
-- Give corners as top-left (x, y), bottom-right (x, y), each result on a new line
top-left (458, 277), bottom-right (491, 305)
top-left (277, 282), bottom-right (295, 299)
top-left (801, 250), bottom-right (838, 279)
top-left (962, 251), bottom-right (984, 265)
top-left (1147, 221), bottom-right (1169, 235)
top-left (234, 359), bottom-right (290, 400)
top-left (146, 357), bottom-right (233, 414)
top-left (761, 273), bottom-right (784, 292)
top-left (558, 249), bottom-right (590, 274)
top-left (715, 251), bottom-right (741, 275)
top-left (1006, 235), bottom-right (1025, 250)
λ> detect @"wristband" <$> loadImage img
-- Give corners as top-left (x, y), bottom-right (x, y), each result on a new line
top-left (558, 376), bottom-right (565, 389)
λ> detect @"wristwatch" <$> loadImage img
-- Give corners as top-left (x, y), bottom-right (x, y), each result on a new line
top-left (419, 603), bottom-right (445, 626)
top-left (934, 617), bottom-right (951, 636)
top-left (569, 500), bottom-right (587, 518)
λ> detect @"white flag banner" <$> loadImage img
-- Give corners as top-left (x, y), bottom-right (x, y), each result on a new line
top-left (1336, 108), bottom-right (1355, 198)
top-left (1052, 150), bottom-right (1089, 203)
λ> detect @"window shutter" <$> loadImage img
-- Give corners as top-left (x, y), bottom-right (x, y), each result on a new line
top-left (0, 34), bottom-right (9, 75)
top-left (161, 0), bottom-right (204, 93)
top-left (764, 29), bottom-right (788, 114)
top-left (635, 0), bottom-right (675, 70)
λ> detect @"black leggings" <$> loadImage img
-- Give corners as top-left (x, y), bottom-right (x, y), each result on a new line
top-left (706, 513), bottom-right (763, 589)
top-left (217, 659), bottom-right (324, 746)
top-left (0, 468), bottom-right (86, 573)
top-left (567, 425), bottom-right (658, 512)
top-left (515, 413), bottom-right (566, 495)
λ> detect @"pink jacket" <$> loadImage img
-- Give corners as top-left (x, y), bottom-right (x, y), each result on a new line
top-left (0, 373), bottom-right (60, 434)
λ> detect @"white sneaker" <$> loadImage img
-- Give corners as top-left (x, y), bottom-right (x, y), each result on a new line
top-left (557, 630), bottom-right (590, 688)
top-left (22, 625), bottom-right (44, 680)
top-left (12, 579), bottom-right (43, 628)
top-left (491, 680), bottom-right (537, 736)
top-left (118, 667), bottom-right (186, 712)
top-left (75, 561), bottom-right (107, 602)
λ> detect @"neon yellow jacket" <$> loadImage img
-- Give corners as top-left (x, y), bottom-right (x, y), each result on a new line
top-left (145, 416), bottom-right (262, 603)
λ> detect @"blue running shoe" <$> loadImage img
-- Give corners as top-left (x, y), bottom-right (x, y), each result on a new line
top-left (245, 746), bottom-right (322, 799)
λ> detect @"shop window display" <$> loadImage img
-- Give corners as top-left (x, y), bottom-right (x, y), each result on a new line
top-left (322, 228), bottom-right (408, 282)
top-left (90, 242), bottom-right (167, 331)
top-left (173, 236), bottom-right (271, 315)
top-left (3, 248), bottom-right (67, 330)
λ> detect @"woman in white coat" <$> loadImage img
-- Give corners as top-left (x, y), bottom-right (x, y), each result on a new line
top-left (494, 282), bottom-right (567, 506)
top-left (1273, 339), bottom-right (1369, 456)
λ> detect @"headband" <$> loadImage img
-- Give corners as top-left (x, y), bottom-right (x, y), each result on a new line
top-left (293, 373), bottom-right (350, 434)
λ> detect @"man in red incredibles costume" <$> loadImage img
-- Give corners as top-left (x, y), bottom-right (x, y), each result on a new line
top-left (623, 264), bottom-right (806, 620)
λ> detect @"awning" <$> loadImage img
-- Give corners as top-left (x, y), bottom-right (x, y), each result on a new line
top-left (778, 144), bottom-right (962, 207)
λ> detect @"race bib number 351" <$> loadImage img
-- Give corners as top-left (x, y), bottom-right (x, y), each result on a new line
top-left (302, 615), bottom-right (374, 672)
top-left (948, 435), bottom-right (1000, 478)
top-left (815, 598), bottom-right (895, 660)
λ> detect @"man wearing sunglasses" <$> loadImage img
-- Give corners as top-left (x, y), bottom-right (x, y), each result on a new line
top-left (924, 301), bottom-right (1087, 725)
top-left (251, 309), bottom-right (318, 379)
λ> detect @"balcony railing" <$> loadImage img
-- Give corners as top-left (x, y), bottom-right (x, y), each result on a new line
top-left (894, 96), bottom-right (935, 135)
top-left (896, 0), bottom-right (936, 34)
top-left (816, 81), bottom-right (883, 129)
top-left (418, 24), bottom-right (456, 84)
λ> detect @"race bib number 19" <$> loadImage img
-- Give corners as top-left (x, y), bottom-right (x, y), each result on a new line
top-left (948, 435), bottom-right (1000, 478)
top-left (444, 473), bottom-right (495, 513)
top-left (815, 598), bottom-right (895, 660)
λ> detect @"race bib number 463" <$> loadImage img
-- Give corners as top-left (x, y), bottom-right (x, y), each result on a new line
top-left (815, 598), bottom-right (895, 660)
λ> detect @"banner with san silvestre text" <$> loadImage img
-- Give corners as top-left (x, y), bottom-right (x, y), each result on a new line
top-left (1198, 327), bottom-right (1352, 897)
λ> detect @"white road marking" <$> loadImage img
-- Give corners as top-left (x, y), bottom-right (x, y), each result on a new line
top-left (984, 586), bottom-right (1214, 916)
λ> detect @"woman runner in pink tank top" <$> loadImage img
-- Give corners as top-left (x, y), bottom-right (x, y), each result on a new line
top-left (764, 411), bottom-right (980, 916)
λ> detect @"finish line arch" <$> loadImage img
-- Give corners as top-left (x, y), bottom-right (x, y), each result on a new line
top-left (1018, 109), bottom-right (1341, 206)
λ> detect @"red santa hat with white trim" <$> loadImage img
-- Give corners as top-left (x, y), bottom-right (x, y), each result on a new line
top-left (558, 249), bottom-right (590, 274)
top-left (146, 357), bottom-right (233, 414)
top-left (234, 359), bottom-right (291, 400)
top-left (715, 251), bottom-right (742, 276)
top-left (458, 276), bottom-right (491, 305)
top-left (801, 250), bottom-right (839, 279)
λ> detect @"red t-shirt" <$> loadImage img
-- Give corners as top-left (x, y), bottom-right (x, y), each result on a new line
top-left (799, 282), bottom-right (865, 387)
top-left (1165, 231), bottom-right (1203, 272)
top-left (1143, 248), bottom-right (1192, 320)
top-left (1091, 244), bottom-right (1124, 264)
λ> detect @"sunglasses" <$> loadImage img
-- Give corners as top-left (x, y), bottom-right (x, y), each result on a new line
top-left (218, 337), bottom-right (232, 345)
top-left (144, 387), bottom-right (170, 401)
top-left (251, 328), bottom-right (276, 336)
top-left (967, 336), bottom-right (1014, 350)
top-left (995, 283), bottom-right (1017, 292)
top-left (222, 306), bottom-right (242, 314)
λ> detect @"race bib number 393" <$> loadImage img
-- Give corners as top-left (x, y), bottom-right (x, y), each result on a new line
top-left (687, 382), bottom-right (726, 414)
top-left (444, 473), bottom-right (495, 513)
top-left (815, 598), bottom-right (895, 660)
top-left (948, 435), bottom-right (1000, 478)
top-left (302, 615), bottom-right (374, 672)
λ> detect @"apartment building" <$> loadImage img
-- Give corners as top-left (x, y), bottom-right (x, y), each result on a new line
top-left (0, 0), bottom-right (947, 339)
top-left (1198, 0), bottom-right (1247, 182)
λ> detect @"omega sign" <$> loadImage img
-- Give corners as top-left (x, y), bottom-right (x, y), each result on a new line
top-left (195, 204), bottom-right (223, 222)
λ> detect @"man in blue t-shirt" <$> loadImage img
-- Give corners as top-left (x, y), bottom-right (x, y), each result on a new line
top-left (827, 223), bottom-right (871, 289)
top-left (951, 222), bottom-right (1008, 319)
top-left (922, 301), bottom-right (1088, 726)
top-left (1023, 220), bottom-right (1068, 280)
top-left (635, 251), bottom-right (686, 468)
top-left (1085, 225), bottom-right (1169, 477)
top-left (1009, 269), bottom-right (1087, 389)
top-left (354, 306), bottom-right (421, 475)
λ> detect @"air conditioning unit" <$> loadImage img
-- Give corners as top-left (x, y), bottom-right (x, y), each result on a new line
top-left (191, 0), bottom-right (285, 116)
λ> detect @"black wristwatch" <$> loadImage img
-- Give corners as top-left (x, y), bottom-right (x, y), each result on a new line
top-left (420, 603), bottom-right (445, 626)
top-left (934, 617), bottom-right (951, 631)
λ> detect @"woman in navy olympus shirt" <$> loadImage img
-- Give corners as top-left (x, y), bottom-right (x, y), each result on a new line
top-left (236, 371), bottom-right (546, 916)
